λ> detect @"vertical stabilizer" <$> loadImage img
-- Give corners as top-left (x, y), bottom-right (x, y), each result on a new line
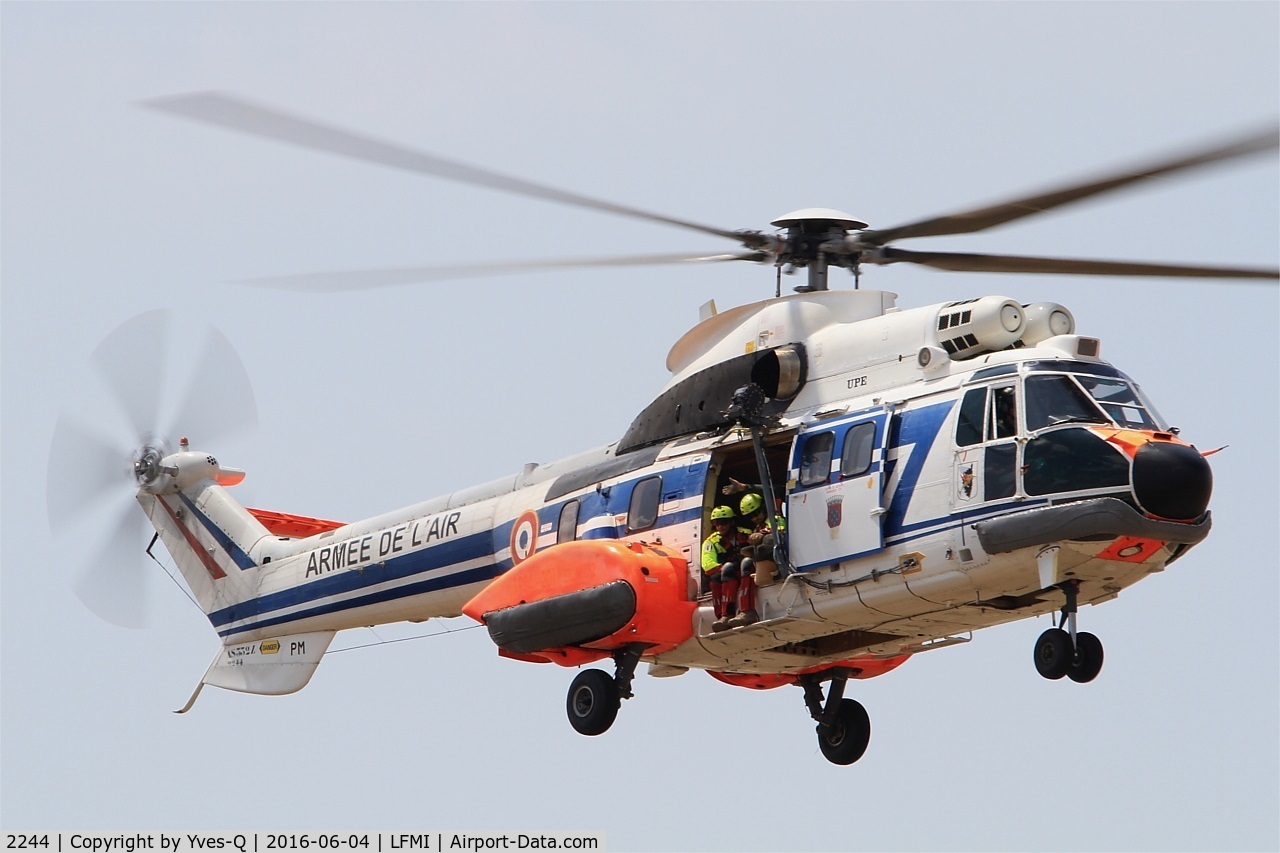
top-left (137, 450), bottom-right (272, 620)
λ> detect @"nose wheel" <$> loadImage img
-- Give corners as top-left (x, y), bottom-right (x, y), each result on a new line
top-left (1033, 581), bottom-right (1104, 683)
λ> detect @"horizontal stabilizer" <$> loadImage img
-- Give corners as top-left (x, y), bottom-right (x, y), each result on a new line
top-left (176, 630), bottom-right (336, 713)
top-left (247, 507), bottom-right (345, 538)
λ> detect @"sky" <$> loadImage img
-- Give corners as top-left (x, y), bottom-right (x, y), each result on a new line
top-left (2, 3), bottom-right (1277, 851)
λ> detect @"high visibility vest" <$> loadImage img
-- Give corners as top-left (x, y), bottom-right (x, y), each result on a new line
top-left (760, 515), bottom-right (787, 533)
top-left (701, 527), bottom-right (750, 572)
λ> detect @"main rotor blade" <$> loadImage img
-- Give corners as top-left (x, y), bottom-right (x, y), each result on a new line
top-left (141, 92), bottom-right (747, 244)
top-left (862, 126), bottom-right (1280, 245)
top-left (236, 250), bottom-right (770, 292)
top-left (870, 247), bottom-right (1280, 279)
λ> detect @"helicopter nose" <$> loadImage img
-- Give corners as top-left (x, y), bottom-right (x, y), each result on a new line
top-left (1131, 441), bottom-right (1213, 521)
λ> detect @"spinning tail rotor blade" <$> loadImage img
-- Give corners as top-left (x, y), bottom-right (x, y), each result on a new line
top-left (236, 250), bottom-right (770, 292)
top-left (74, 500), bottom-right (153, 629)
top-left (141, 91), bottom-right (746, 244)
top-left (164, 325), bottom-right (258, 445)
top-left (861, 126), bottom-right (1280, 245)
top-left (870, 247), bottom-right (1280, 280)
top-left (47, 414), bottom-right (135, 527)
top-left (47, 412), bottom-right (155, 628)
top-left (48, 310), bottom-right (258, 628)
top-left (90, 309), bottom-right (169, 444)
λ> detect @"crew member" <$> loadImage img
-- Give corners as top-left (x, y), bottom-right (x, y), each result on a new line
top-left (741, 491), bottom-right (785, 550)
top-left (735, 492), bottom-right (787, 618)
top-left (702, 505), bottom-right (752, 633)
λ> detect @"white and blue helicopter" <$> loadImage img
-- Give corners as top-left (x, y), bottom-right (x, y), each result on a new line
top-left (50, 95), bottom-right (1278, 765)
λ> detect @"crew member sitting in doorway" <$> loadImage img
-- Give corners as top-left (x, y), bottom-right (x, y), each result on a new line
top-left (739, 491), bottom-right (785, 588)
top-left (702, 505), bottom-right (753, 633)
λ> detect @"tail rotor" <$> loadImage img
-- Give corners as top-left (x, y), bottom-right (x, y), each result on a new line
top-left (46, 309), bottom-right (258, 627)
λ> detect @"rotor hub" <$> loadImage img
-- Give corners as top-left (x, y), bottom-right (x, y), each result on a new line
top-left (132, 441), bottom-right (169, 487)
top-left (769, 209), bottom-right (870, 291)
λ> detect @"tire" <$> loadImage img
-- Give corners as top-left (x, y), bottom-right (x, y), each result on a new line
top-left (1033, 628), bottom-right (1073, 680)
top-left (1067, 631), bottom-right (1104, 683)
top-left (566, 669), bottom-right (620, 736)
top-left (817, 698), bottom-right (872, 766)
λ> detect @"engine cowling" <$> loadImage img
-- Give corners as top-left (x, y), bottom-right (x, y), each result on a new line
top-left (462, 540), bottom-right (696, 665)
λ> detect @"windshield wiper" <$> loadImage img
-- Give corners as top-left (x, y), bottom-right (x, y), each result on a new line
top-left (1047, 415), bottom-right (1109, 426)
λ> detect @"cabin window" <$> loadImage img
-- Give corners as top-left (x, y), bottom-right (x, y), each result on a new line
top-left (956, 388), bottom-right (985, 447)
top-left (799, 432), bottom-right (835, 487)
top-left (557, 499), bottom-right (580, 544)
top-left (627, 476), bottom-right (662, 532)
top-left (840, 422), bottom-right (876, 478)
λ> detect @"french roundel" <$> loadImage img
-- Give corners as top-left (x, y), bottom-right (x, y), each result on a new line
top-left (510, 511), bottom-right (540, 565)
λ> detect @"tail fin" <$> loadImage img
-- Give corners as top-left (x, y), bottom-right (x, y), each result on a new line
top-left (138, 457), bottom-right (270, 620)
top-left (137, 447), bottom-right (342, 710)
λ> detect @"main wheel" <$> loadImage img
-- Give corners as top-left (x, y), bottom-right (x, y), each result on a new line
top-left (566, 669), bottom-right (620, 736)
top-left (1034, 628), bottom-right (1073, 680)
top-left (1067, 631), bottom-right (1104, 683)
top-left (816, 698), bottom-right (872, 766)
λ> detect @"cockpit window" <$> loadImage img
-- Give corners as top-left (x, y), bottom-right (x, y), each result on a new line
top-left (956, 388), bottom-right (985, 447)
top-left (1024, 375), bottom-right (1107, 431)
top-left (987, 386), bottom-right (1017, 439)
top-left (1024, 429), bottom-right (1130, 495)
top-left (1076, 376), bottom-right (1159, 429)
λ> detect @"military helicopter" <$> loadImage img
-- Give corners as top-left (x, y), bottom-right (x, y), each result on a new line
top-left (49, 93), bottom-right (1278, 765)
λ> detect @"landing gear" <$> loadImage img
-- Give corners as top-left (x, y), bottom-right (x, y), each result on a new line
top-left (564, 643), bottom-right (646, 737)
top-left (1033, 628), bottom-right (1073, 680)
top-left (1068, 631), bottom-right (1104, 683)
top-left (1033, 581), bottom-right (1105, 683)
top-left (566, 669), bottom-right (619, 736)
top-left (799, 668), bottom-right (872, 766)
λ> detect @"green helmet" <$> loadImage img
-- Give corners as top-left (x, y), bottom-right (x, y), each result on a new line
top-left (710, 505), bottom-right (736, 521)
top-left (740, 493), bottom-right (764, 516)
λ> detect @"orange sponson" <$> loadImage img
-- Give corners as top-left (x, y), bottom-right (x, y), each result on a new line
top-left (248, 507), bottom-right (345, 538)
top-left (462, 539), bottom-right (696, 666)
top-left (709, 654), bottom-right (911, 691)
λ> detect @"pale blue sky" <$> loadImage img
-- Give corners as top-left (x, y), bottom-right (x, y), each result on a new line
top-left (3, 3), bottom-right (1277, 850)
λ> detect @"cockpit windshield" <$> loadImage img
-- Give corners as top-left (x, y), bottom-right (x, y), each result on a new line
top-left (1024, 375), bottom-right (1107, 430)
top-left (1024, 371), bottom-right (1165, 431)
top-left (1075, 376), bottom-right (1163, 429)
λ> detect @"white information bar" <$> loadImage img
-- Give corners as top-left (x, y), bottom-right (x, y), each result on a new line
top-left (2, 834), bottom-right (604, 853)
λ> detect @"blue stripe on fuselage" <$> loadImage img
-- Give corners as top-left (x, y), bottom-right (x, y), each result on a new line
top-left (179, 493), bottom-right (257, 571)
top-left (209, 527), bottom-right (493, 629)
top-left (882, 400), bottom-right (955, 538)
top-left (214, 458), bottom-right (712, 636)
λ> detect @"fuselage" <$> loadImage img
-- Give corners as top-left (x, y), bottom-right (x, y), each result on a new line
top-left (145, 290), bottom-right (1212, 680)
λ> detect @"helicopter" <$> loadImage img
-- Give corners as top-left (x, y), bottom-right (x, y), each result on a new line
top-left (48, 93), bottom-right (1278, 765)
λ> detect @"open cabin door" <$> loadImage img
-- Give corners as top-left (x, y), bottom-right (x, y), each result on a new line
top-left (786, 407), bottom-right (891, 571)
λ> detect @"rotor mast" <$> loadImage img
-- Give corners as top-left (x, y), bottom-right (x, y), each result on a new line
top-left (770, 209), bottom-right (870, 292)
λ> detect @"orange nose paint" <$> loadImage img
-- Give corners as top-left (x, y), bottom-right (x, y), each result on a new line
top-left (1098, 536), bottom-right (1166, 563)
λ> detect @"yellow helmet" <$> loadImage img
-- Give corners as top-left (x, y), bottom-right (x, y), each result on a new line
top-left (740, 493), bottom-right (764, 516)
top-left (710, 505), bottom-right (736, 521)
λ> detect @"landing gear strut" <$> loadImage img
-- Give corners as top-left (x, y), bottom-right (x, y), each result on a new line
top-left (565, 644), bottom-right (646, 736)
top-left (799, 668), bottom-right (872, 765)
top-left (1033, 580), bottom-right (1104, 683)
